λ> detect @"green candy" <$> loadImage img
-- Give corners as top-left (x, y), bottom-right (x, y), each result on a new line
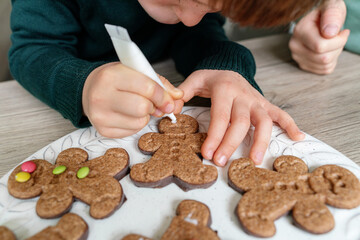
top-left (77, 167), bottom-right (90, 179)
top-left (53, 165), bottom-right (66, 175)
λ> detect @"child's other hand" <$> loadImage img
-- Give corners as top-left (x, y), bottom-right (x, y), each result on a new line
top-left (174, 70), bottom-right (305, 166)
top-left (82, 62), bottom-right (183, 138)
top-left (289, 0), bottom-right (349, 75)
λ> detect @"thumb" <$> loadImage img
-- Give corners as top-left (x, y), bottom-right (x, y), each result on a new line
top-left (157, 74), bottom-right (184, 100)
top-left (320, 0), bottom-right (346, 38)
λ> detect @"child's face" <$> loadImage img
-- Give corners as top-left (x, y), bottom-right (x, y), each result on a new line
top-left (138, 0), bottom-right (221, 27)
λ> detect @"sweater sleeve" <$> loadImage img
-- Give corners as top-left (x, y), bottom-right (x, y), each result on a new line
top-left (170, 13), bottom-right (262, 94)
top-left (9, 0), bottom-right (105, 128)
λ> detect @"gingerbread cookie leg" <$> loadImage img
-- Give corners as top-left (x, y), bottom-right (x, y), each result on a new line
top-left (27, 213), bottom-right (88, 240)
top-left (0, 226), bottom-right (16, 240)
top-left (173, 155), bottom-right (218, 191)
top-left (130, 154), bottom-right (174, 188)
top-left (70, 176), bottom-right (125, 219)
top-left (292, 198), bottom-right (334, 234)
top-left (236, 189), bottom-right (298, 237)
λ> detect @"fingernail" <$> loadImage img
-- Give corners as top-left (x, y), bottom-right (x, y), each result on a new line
top-left (154, 109), bottom-right (163, 117)
top-left (297, 131), bottom-right (305, 140)
top-left (323, 24), bottom-right (339, 37)
top-left (217, 155), bottom-right (227, 166)
top-left (255, 152), bottom-right (263, 165)
top-left (164, 103), bottom-right (174, 113)
top-left (206, 150), bottom-right (214, 160)
top-left (174, 88), bottom-right (182, 93)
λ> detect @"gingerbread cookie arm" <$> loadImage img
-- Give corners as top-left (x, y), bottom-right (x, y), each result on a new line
top-left (84, 148), bottom-right (129, 180)
top-left (7, 160), bottom-right (53, 199)
top-left (236, 190), bottom-right (298, 238)
top-left (138, 132), bottom-right (163, 154)
top-left (0, 226), bottom-right (16, 240)
top-left (27, 213), bottom-right (88, 240)
top-left (173, 156), bottom-right (218, 191)
top-left (36, 183), bottom-right (74, 219)
top-left (185, 133), bottom-right (207, 154)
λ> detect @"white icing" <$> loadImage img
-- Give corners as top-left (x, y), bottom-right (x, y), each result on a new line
top-left (184, 213), bottom-right (198, 226)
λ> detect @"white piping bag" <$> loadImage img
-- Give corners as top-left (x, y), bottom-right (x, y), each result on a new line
top-left (104, 23), bottom-right (177, 123)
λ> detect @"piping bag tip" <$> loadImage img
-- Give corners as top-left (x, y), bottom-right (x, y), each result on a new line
top-left (166, 113), bottom-right (177, 123)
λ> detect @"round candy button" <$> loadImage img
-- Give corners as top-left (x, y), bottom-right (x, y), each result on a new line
top-left (21, 161), bottom-right (37, 173)
top-left (15, 172), bottom-right (31, 183)
top-left (53, 165), bottom-right (67, 175)
top-left (77, 167), bottom-right (90, 179)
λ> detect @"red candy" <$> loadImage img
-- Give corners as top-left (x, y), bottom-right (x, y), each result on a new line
top-left (21, 161), bottom-right (37, 173)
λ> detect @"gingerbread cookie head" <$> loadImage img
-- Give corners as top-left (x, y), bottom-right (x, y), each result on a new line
top-left (122, 200), bottom-right (219, 240)
top-left (158, 114), bottom-right (198, 134)
top-left (228, 155), bottom-right (360, 237)
top-left (130, 114), bottom-right (218, 191)
top-left (7, 148), bottom-right (129, 219)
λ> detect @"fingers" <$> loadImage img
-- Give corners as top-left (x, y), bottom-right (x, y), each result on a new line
top-left (211, 99), bottom-right (250, 166)
top-left (173, 99), bottom-right (184, 114)
top-left (295, 26), bottom-right (349, 54)
top-left (248, 105), bottom-right (273, 165)
top-left (201, 84), bottom-right (233, 163)
top-left (83, 62), bottom-right (182, 140)
top-left (108, 64), bottom-right (175, 114)
top-left (95, 127), bottom-right (139, 139)
top-left (91, 110), bottom-right (151, 131)
top-left (110, 91), bottom-right (155, 117)
top-left (290, 24), bottom-right (349, 74)
top-left (267, 104), bottom-right (305, 141)
top-left (320, 0), bottom-right (346, 38)
top-left (289, 33), bottom-right (345, 74)
top-left (157, 74), bottom-right (184, 100)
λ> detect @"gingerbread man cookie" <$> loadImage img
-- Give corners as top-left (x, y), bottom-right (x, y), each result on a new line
top-left (8, 148), bottom-right (129, 219)
top-left (228, 155), bottom-right (360, 237)
top-left (130, 114), bottom-right (218, 191)
top-left (122, 199), bottom-right (220, 240)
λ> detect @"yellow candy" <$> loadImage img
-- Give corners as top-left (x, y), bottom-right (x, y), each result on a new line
top-left (15, 171), bottom-right (31, 183)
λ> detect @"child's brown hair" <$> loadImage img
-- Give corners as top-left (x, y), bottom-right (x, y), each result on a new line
top-left (210, 0), bottom-right (326, 27)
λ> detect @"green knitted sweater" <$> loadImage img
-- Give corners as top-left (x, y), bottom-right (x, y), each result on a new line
top-left (9, 0), bottom-right (260, 128)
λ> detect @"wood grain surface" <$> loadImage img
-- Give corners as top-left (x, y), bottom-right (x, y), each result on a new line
top-left (0, 34), bottom-right (359, 178)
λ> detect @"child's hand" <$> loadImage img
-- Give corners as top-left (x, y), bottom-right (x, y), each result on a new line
top-left (174, 69), bottom-right (305, 166)
top-left (289, 0), bottom-right (349, 75)
top-left (82, 62), bottom-right (183, 138)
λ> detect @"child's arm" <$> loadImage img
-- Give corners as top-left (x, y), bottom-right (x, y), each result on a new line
top-left (170, 13), bottom-right (304, 166)
top-left (9, 0), bottom-right (103, 128)
top-left (9, 0), bottom-right (182, 137)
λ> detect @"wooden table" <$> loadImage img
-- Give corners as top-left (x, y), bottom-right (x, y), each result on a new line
top-left (1, 34), bottom-right (359, 178)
